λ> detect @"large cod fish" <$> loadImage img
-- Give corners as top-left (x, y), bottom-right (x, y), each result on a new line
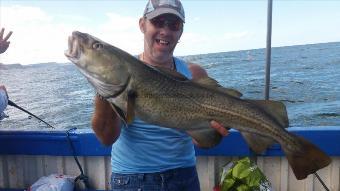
top-left (65, 31), bottom-right (331, 180)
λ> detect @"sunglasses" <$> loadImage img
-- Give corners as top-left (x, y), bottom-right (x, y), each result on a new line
top-left (149, 16), bottom-right (183, 31)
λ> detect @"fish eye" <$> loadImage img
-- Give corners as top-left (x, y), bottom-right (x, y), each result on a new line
top-left (92, 42), bottom-right (103, 50)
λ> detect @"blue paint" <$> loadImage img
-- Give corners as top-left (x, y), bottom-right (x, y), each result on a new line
top-left (1, 126), bottom-right (339, 156)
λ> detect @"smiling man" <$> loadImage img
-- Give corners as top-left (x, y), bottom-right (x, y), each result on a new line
top-left (91, 0), bottom-right (229, 190)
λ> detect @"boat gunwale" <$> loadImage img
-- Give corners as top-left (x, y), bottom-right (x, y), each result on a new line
top-left (1, 126), bottom-right (339, 156)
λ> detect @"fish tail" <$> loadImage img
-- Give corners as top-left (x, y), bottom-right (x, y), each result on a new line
top-left (283, 135), bottom-right (331, 180)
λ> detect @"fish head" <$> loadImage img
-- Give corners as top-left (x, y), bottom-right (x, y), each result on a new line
top-left (65, 31), bottom-right (130, 98)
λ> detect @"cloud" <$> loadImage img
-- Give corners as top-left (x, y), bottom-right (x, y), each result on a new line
top-left (178, 31), bottom-right (256, 55)
top-left (0, 5), bottom-right (143, 65)
top-left (1, 6), bottom-right (76, 64)
top-left (101, 13), bottom-right (138, 32)
top-left (95, 12), bottom-right (143, 55)
top-left (3, 5), bottom-right (52, 25)
top-left (0, 4), bottom-right (255, 64)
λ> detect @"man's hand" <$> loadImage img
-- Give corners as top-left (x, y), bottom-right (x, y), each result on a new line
top-left (0, 28), bottom-right (13, 54)
top-left (192, 121), bottom-right (229, 147)
top-left (210, 120), bottom-right (229, 136)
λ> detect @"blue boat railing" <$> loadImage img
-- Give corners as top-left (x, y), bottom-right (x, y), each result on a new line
top-left (1, 126), bottom-right (339, 157)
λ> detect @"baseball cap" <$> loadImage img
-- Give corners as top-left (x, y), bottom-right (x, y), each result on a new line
top-left (143, 0), bottom-right (185, 22)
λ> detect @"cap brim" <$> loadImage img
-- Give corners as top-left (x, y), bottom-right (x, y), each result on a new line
top-left (145, 7), bottom-right (185, 22)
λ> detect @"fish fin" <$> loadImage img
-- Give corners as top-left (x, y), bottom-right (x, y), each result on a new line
top-left (187, 129), bottom-right (223, 148)
top-left (241, 132), bottom-right (276, 154)
top-left (194, 77), bottom-right (243, 98)
top-left (219, 88), bottom-right (243, 98)
top-left (126, 89), bottom-right (136, 124)
top-left (282, 135), bottom-right (331, 180)
top-left (152, 66), bottom-right (189, 81)
top-left (246, 100), bottom-right (289, 128)
top-left (193, 76), bottom-right (220, 87)
top-left (110, 103), bottom-right (127, 126)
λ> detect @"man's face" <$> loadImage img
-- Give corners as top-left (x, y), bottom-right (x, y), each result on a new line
top-left (140, 14), bottom-right (183, 62)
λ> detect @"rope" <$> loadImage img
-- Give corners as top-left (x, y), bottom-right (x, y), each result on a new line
top-left (314, 172), bottom-right (330, 191)
top-left (66, 128), bottom-right (91, 189)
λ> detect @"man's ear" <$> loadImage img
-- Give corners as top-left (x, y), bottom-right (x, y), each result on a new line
top-left (139, 18), bottom-right (146, 33)
top-left (177, 26), bottom-right (184, 41)
top-left (179, 29), bottom-right (183, 39)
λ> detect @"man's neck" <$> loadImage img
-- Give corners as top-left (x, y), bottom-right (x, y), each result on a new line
top-left (140, 52), bottom-right (175, 70)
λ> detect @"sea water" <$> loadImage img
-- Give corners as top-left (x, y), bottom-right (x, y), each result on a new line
top-left (0, 42), bottom-right (339, 130)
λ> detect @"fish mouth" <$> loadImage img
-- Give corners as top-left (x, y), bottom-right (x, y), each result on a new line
top-left (64, 34), bottom-right (81, 63)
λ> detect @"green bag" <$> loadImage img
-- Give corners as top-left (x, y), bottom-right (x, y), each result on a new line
top-left (219, 157), bottom-right (272, 191)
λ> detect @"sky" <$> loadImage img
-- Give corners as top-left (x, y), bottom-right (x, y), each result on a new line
top-left (0, 0), bottom-right (339, 65)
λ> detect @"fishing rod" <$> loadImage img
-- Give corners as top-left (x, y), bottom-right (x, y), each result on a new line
top-left (8, 99), bottom-right (54, 129)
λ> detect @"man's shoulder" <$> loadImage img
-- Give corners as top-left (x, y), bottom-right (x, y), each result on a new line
top-left (187, 63), bottom-right (208, 79)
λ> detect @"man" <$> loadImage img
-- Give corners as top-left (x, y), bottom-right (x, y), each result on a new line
top-left (0, 28), bottom-right (12, 120)
top-left (92, 1), bottom-right (228, 190)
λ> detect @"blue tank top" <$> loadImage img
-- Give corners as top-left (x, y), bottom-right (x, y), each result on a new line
top-left (111, 57), bottom-right (195, 173)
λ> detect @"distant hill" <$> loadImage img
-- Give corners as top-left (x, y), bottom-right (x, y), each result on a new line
top-left (0, 63), bottom-right (23, 70)
top-left (0, 62), bottom-right (71, 70)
